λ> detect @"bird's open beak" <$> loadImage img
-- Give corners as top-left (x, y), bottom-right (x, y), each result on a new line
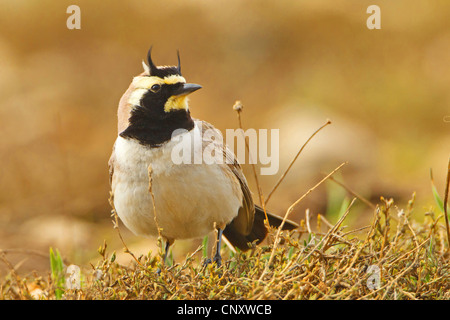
top-left (172, 83), bottom-right (202, 97)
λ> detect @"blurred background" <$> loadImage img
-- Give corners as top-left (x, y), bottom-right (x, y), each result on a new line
top-left (0, 0), bottom-right (449, 275)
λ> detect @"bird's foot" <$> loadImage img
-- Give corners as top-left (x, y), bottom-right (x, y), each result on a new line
top-left (203, 254), bottom-right (222, 268)
top-left (213, 254), bottom-right (222, 267)
top-left (202, 258), bottom-right (211, 267)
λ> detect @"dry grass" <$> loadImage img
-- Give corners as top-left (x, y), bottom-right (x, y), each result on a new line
top-left (1, 105), bottom-right (449, 301)
top-left (1, 194), bottom-right (449, 300)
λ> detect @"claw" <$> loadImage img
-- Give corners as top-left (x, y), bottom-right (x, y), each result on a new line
top-left (213, 253), bottom-right (222, 267)
top-left (203, 258), bottom-right (212, 267)
top-left (203, 228), bottom-right (224, 268)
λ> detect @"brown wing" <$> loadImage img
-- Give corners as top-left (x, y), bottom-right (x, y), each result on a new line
top-left (197, 120), bottom-right (298, 251)
top-left (197, 120), bottom-right (255, 236)
top-left (222, 143), bottom-right (255, 236)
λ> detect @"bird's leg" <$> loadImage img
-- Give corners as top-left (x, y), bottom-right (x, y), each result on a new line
top-left (157, 239), bottom-right (173, 274)
top-left (203, 227), bottom-right (224, 267)
top-left (162, 240), bottom-right (171, 265)
top-left (212, 228), bottom-right (224, 266)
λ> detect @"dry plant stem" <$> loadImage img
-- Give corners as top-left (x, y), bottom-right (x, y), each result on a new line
top-left (148, 166), bottom-right (162, 240)
top-left (322, 198), bottom-right (357, 251)
top-left (324, 208), bottom-right (379, 295)
top-left (361, 239), bottom-right (429, 300)
top-left (260, 162), bottom-right (347, 279)
top-left (212, 223), bottom-right (218, 260)
top-left (148, 166), bottom-right (167, 263)
top-left (444, 157), bottom-right (450, 250)
top-left (259, 193), bottom-right (270, 228)
top-left (427, 213), bottom-right (444, 239)
top-left (265, 119), bottom-right (332, 205)
top-left (305, 209), bottom-right (312, 234)
top-left (109, 193), bottom-right (143, 267)
top-left (405, 217), bottom-right (419, 250)
top-left (5, 196), bottom-right (447, 299)
top-left (278, 162), bottom-right (346, 234)
top-left (384, 236), bottom-right (425, 268)
top-left (0, 253), bottom-right (26, 299)
top-left (280, 198), bottom-right (357, 279)
top-left (360, 205), bottom-right (425, 299)
top-left (318, 214), bottom-right (334, 230)
top-left (340, 225), bottom-right (371, 237)
top-left (233, 101), bottom-right (264, 209)
top-left (300, 198), bottom-right (355, 265)
top-left (0, 249), bottom-right (49, 260)
top-left (379, 198), bottom-right (393, 260)
top-left (328, 176), bottom-right (376, 210)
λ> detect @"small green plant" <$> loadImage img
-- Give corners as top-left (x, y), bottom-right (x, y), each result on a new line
top-left (430, 169), bottom-right (446, 214)
top-left (202, 236), bottom-right (208, 261)
top-left (49, 247), bottom-right (65, 299)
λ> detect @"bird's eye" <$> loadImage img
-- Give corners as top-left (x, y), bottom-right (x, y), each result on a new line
top-left (150, 84), bottom-right (161, 92)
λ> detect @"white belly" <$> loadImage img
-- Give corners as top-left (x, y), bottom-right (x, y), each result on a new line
top-left (111, 128), bottom-right (242, 241)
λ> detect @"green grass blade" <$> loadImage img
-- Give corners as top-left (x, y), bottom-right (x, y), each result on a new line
top-left (202, 236), bottom-right (208, 259)
top-left (49, 247), bottom-right (65, 299)
top-left (430, 169), bottom-right (445, 213)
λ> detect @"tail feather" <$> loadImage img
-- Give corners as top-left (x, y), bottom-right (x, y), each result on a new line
top-left (223, 205), bottom-right (298, 251)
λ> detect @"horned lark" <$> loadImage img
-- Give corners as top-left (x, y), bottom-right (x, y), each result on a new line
top-left (109, 48), bottom-right (297, 266)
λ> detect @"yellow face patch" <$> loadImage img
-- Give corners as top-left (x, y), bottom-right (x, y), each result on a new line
top-left (128, 75), bottom-right (189, 112)
top-left (164, 95), bottom-right (189, 113)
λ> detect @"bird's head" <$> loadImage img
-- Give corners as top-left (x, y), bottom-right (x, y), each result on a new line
top-left (134, 48), bottom-right (202, 113)
top-left (117, 48), bottom-right (202, 146)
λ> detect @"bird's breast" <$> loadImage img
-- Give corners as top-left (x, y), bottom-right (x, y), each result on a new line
top-left (110, 128), bottom-right (242, 240)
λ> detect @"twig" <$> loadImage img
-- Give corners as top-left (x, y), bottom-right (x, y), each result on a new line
top-left (362, 238), bottom-right (429, 300)
top-left (233, 101), bottom-right (264, 208)
top-left (109, 193), bottom-right (143, 267)
top-left (0, 253), bottom-right (26, 299)
top-left (281, 198), bottom-right (356, 280)
top-left (398, 288), bottom-right (418, 300)
top-left (318, 213), bottom-right (334, 230)
top-left (327, 176), bottom-right (376, 209)
top-left (340, 225), bottom-right (371, 237)
top-left (148, 165), bottom-right (162, 240)
top-left (0, 249), bottom-right (49, 260)
top-left (324, 208), bottom-right (379, 295)
top-left (148, 165), bottom-right (167, 265)
top-left (265, 119), bottom-right (332, 204)
top-left (278, 162), bottom-right (346, 234)
top-left (305, 209), bottom-right (312, 234)
top-left (260, 162), bottom-right (346, 279)
top-left (322, 198), bottom-right (357, 252)
top-left (443, 157), bottom-right (450, 251)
